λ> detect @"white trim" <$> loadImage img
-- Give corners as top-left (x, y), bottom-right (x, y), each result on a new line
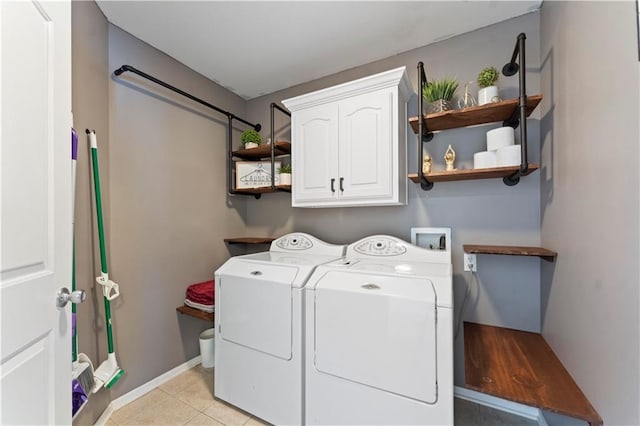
top-left (282, 67), bottom-right (411, 111)
top-left (93, 404), bottom-right (114, 426)
top-left (112, 355), bottom-right (202, 409)
top-left (95, 356), bottom-right (202, 424)
top-left (454, 386), bottom-right (548, 426)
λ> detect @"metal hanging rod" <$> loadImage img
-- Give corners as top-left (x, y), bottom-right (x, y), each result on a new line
top-left (113, 64), bottom-right (261, 131)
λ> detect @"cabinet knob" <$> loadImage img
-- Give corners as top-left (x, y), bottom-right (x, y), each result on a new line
top-left (331, 178), bottom-right (336, 193)
top-left (339, 177), bottom-right (344, 192)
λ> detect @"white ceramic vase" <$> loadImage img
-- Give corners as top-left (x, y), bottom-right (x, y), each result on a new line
top-left (244, 142), bottom-right (259, 149)
top-left (279, 173), bottom-right (292, 186)
top-left (478, 86), bottom-right (499, 105)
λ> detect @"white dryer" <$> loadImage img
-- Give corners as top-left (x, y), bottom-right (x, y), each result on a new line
top-left (214, 233), bottom-right (346, 425)
top-left (304, 235), bottom-right (453, 425)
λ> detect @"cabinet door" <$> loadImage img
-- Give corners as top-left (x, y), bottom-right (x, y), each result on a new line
top-left (338, 89), bottom-right (393, 203)
top-left (291, 103), bottom-right (339, 206)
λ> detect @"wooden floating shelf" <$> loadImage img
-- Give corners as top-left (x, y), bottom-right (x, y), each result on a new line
top-left (233, 185), bottom-right (291, 195)
top-left (408, 94), bottom-right (543, 134)
top-left (224, 237), bottom-right (275, 245)
top-left (408, 164), bottom-right (539, 183)
top-left (464, 322), bottom-right (602, 426)
top-left (232, 141), bottom-right (291, 160)
top-left (463, 244), bottom-right (557, 261)
top-left (176, 305), bottom-right (214, 322)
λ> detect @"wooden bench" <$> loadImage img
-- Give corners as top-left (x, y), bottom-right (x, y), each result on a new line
top-left (176, 305), bottom-right (213, 322)
top-left (464, 322), bottom-right (602, 426)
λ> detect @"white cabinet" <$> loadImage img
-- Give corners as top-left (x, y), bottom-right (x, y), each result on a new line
top-left (282, 67), bottom-right (412, 208)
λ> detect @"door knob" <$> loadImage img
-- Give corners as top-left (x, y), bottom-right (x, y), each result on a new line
top-left (57, 287), bottom-right (86, 308)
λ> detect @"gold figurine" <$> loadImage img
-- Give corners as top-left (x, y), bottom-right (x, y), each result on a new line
top-left (444, 144), bottom-right (456, 171)
top-left (422, 153), bottom-right (432, 174)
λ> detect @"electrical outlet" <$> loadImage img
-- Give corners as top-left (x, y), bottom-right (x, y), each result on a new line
top-left (464, 253), bottom-right (477, 272)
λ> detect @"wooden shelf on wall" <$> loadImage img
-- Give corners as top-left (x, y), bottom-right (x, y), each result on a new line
top-left (232, 141), bottom-right (291, 160)
top-left (233, 185), bottom-right (291, 196)
top-left (463, 244), bottom-right (557, 261)
top-left (408, 94), bottom-right (543, 134)
top-left (408, 164), bottom-right (539, 184)
top-left (224, 237), bottom-right (275, 245)
top-left (176, 305), bottom-right (214, 322)
top-left (464, 322), bottom-right (602, 426)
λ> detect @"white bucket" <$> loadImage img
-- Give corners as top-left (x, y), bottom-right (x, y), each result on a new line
top-left (474, 151), bottom-right (497, 169)
top-left (199, 328), bottom-right (215, 369)
top-left (486, 127), bottom-right (514, 151)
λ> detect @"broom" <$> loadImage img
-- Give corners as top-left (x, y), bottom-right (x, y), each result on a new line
top-left (87, 129), bottom-right (124, 391)
top-left (71, 128), bottom-right (94, 413)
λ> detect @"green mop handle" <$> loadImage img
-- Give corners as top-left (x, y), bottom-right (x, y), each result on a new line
top-left (87, 129), bottom-right (115, 355)
top-left (72, 128), bottom-right (78, 363)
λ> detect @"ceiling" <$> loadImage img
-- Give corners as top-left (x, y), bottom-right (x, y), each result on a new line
top-left (97, 1), bottom-right (542, 100)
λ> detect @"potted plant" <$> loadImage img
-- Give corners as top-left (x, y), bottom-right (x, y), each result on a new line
top-left (422, 77), bottom-right (459, 113)
top-left (241, 129), bottom-right (261, 149)
top-left (477, 66), bottom-right (500, 105)
top-left (278, 163), bottom-right (292, 186)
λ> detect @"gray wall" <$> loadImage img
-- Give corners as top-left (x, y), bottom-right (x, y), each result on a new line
top-left (107, 24), bottom-right (248, 399)
top-left (72, 4), bottom-right (250, 423)
top-left (71, 2), bottom-right (113, 423)
top-left (539, 2), bottom-right (639, 424)
top-left (72, 3), bottom-right (640, 424)
top-left (245, 12), bottom-right (542, 386)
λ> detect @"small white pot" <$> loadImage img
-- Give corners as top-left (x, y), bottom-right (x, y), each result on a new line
top-left (244, 142), bottom-right (259, 149)
top-left (279, 173), bottom-right (292, 186)
top-left (478, 86), bottom-right (499, 105)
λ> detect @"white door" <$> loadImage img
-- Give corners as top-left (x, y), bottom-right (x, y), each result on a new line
top-left (1, 1), bottom-right (72, 424)
top-left (338, 89), bottom-right (393, 201)
top-left (291, 103), bottom-right (339, 205)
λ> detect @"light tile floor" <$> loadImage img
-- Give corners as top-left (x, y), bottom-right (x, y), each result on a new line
top-left (108, 365), bottom-right (536, 425)
top-left (107, 365), bottom-right (268, 426)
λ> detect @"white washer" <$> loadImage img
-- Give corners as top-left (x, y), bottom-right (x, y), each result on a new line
top-left (214, 233), bottom-right (346, 425)
top-left (304, 235), bottom-right (454, 425)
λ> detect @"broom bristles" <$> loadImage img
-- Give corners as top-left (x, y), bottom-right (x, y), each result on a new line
top-left (73, 357), bottom-right (96, 395)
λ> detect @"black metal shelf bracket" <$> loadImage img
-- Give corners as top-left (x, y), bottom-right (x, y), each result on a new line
top-left (269, 103), bottom-right (291, 190)
top-left (417, 61), bottom-right (434, 191)
top-left (227, 116), bottom-right (261, 199)
top-left (501, 33), bottom-right (529, 187)
top-left (414, 33), bottom-right (531, 191)
top-left (112, 65), bottom-right (264, 199)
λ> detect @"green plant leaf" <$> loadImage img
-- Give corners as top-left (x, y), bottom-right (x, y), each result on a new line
top-left (241, 129), bottom-right (261, 144)
top-left (477, 66), bottom-right (499, 88)
top-left (422, 77), bottom-right (459, 102)
top-left (278, 164), bottom-right (291, 173)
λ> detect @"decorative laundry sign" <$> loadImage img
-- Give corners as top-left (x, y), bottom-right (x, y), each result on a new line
top-left (236, 161), bottom-right (281, 189)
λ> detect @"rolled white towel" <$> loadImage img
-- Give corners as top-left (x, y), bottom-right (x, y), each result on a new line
top-left (184, 299), bottom-right (214, 313)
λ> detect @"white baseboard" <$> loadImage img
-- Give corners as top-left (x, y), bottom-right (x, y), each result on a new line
top-left (454, 386), bottom-right (548, 426)
top-left (94, 403), bottom-right (114, 426)
top-left (95, 355), bottom-right (202, 425)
